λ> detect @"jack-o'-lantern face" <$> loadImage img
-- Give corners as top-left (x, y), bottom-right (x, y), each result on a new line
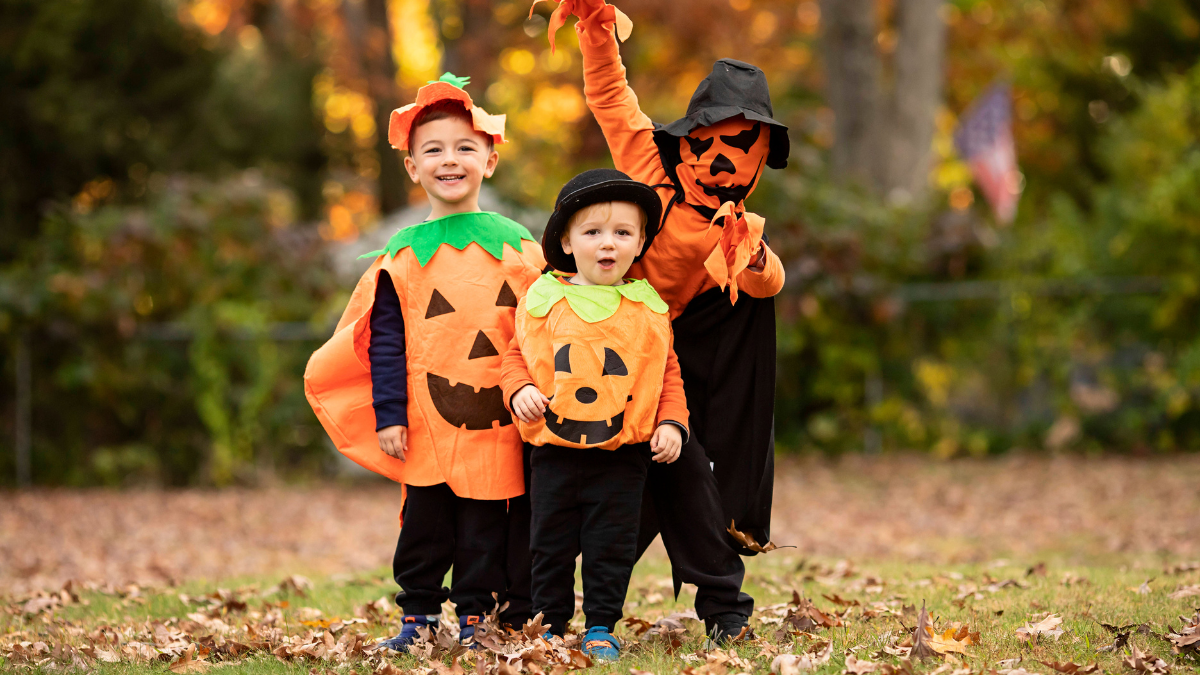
top-left (676, 116), bottom-right (770, 220)
top-left (544, 341), bottom-right (633, 445)
top-left (422, 279), bottom-right (520, 430)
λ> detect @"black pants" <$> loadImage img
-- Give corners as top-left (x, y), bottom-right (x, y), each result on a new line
top-left (530, 443), bottom-right (650, 636)
top-left (392, 482), bottom-right (508, 617)
top-left (500, 444), bottom-right (534, 628)
top-left (634, 287), bottom-right (776, 618)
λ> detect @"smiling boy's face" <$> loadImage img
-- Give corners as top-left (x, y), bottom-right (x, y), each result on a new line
top-left (561, 201), bottom-right (646, 287)
top-left (404, 115), bottom-right (498, 217)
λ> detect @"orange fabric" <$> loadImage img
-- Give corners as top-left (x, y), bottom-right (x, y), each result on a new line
top-left (575, 11), bottom-right (785, 318)
top-left (387, 80), bottom-right (506, 151)
top-left (500, 278), bottom-right (688, 449)
top-left (304, 241), bottom-right (546, 499)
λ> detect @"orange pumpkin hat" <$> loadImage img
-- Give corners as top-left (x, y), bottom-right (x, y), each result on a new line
top-left (387, 73), bottom-right (507, 151)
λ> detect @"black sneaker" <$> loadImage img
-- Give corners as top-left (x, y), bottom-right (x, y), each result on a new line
top-left (704, 612), bottom-right (751, 645)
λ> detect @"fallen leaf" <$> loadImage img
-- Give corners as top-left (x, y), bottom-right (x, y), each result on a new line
top-left (771, 641), bottom-right (833, 675)
top-left (844, 655), bottom-right (878, 674)
top-left (1041, 661), bottom-right (1101, 674)
top-left (1168, 585), bottom-right (1200, 600)
top-left (910, 602), bottom-right (939, 660)
top-left (1016, 614), bottom-right (1064, 643)
top-left (168, 644), bottom-right (210, 673)
top-left (1123, 643), bottom-right (1170, 674)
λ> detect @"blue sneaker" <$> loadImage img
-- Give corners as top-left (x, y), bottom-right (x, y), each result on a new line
top-left (582, 626), bottom-right (620, 662)
top-left (379, 614), bottom-right (439, 652)
top-left (459, 615), bottom-right (483, 647)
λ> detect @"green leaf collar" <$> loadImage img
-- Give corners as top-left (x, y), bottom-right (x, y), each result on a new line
top-left (525, 273), bottom-right (668, 323)
top-left (360, 211), bottom-right (534, 266)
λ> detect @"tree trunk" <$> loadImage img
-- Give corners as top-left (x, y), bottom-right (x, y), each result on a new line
top-left (878, 0), bottom-right (945, 202)
top-left (434, 0), bottom-right (498, 95)
top-left (819, 0), bottom-right (881, 188)
top-left (344, 0), bottom-right (407, 214)
top-left (819, 0), bottom-right (945, 202)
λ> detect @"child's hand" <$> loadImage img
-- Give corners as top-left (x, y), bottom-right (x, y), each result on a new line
top-left (650, 424), bottom-right (682, 463)
top-left (378, 425), bottom-right (407, 462)
top-left (512, 385), bottom-right (550, 423)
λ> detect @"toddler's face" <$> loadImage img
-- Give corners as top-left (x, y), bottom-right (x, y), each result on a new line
top-left (561, 201), bottom-right (646, 286)
top-left (404, 116), bottom-right (497, 208)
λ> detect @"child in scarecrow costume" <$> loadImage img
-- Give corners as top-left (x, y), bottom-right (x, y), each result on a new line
top-left (501, 168), bottom-right (689, 661)
top-left (304, 73), bottom-right (546, 651)
top-left (531, 0), bottom-right (788, 642)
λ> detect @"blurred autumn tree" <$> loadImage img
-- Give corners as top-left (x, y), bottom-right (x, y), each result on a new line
top-left (5, 0), bottom-right (1200, 486)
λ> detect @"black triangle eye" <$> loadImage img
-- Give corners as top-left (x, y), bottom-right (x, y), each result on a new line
top-left (468, 330), bottom-right (499, 359)
top-left (684, 135), bottom-right (714, 161)
top-left (426, 289), bottom-right (455, 318)
top-left (719, 122), bottom-right (761, 154)
top-left (602, 348), bottom-right (628, 376)
top-left (554, 344), bottom-right (571, 373)
top-left (496, 281), bottom-right (518, 307)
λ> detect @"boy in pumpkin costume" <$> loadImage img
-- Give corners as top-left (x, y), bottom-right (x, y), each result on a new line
top-left (304, 74), bottom-right (546, 651)
top-left (500, 168), bottom-right (688, 661)
top-left (532, 0), bottom-right (789, 642)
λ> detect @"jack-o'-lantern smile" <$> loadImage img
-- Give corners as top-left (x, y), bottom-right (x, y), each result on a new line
top-left (676, 117), bottom-right (770, 220)
top-left (423, 281), bottom-right (520, 430)
top-left (544, 343), bottom-right (634, 445)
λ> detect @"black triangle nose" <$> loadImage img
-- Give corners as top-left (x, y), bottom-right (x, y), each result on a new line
top-left (710, 153), bottom-right (736, 176)
top-left (468, 330), bottom-right (499, 359)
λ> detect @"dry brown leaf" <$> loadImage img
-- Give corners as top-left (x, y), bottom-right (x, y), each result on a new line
top-left (844, 655), bottom-right (878, 674)
top-left (924, 623), bottom-right (978, 655)
top-left (1123, 643), bottom-right (1170, 674)
top-left (1168, 585), bottom-right (1200, 600)
top-left (1166, 612), bottom-right (1200, 655)
top-left (771, 641), bottom-right (833, 675)
top-left (168, 644), bottom-right (211, 673)
top-left (910, 601), bottom-right (939, 660)
top-left (727, 521), bottom-right (788, 553)
top-left (1041, 661), bottom-right (1101, 674)
top-left (1016, 614), bottom-right (1065, 643)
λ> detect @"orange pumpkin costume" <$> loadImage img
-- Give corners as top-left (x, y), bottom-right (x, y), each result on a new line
top-left (500, 274), bottom-right (689, 449)
top-left (562, 6), bottom-right (786, 317)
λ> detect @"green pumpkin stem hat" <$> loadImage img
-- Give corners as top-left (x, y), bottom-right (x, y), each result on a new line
top-left (542, 168), bottom-right (663, 274)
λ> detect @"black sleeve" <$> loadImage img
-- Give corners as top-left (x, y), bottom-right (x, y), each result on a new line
top-left (368, 271), bottom-right (408, 430)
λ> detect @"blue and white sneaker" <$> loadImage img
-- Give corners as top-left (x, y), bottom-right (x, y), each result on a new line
top-left (459, 615), bottom-right (483, 647)
top-left (379, 614), bottom-right (439, 652)
top-left (582, 625), bottom-right (620, 662)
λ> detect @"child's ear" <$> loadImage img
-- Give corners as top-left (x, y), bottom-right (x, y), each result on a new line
top-left (634, 229), bottom-right (646, 258)
top-left (561, 235), bottom-right (573, 256)
top-left (403, 154), bottom-right (421, 184)
top-left (483, 147), bottom-right (500, 178)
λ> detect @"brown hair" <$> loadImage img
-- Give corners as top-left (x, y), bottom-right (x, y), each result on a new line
top-left (407, 100), bottom-right (494, 152)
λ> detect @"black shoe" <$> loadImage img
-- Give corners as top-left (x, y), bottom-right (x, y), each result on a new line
top-left (704, 612), bottom-right (750, 645)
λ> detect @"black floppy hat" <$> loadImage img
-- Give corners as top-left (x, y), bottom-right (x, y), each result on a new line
top-left (653, 58), bottom-right (790, 170)
top-left (542, 168), bottom-right (663, 274)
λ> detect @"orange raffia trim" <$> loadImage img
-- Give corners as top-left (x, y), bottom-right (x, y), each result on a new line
top-left (703, 202), bottom-right (765, 305)
top-left (529, 0), bottom-right (631, 52)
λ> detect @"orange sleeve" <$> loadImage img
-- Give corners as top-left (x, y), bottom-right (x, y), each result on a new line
top-left (500, 333), bottom-right (537, 413)
top-left (576, 8), bottom-right (670, 187)
top-left (736, 242), bottom-right (785, 299)
top-left (654, 337), bottom-right (690, 437)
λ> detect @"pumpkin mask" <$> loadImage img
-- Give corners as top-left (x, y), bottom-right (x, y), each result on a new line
top-left (675, 116), bottom-right (770, 220)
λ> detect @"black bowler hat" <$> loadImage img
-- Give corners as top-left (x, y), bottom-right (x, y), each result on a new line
top-left (653, 58), bottom-right (790, 170)
top-left (542, 168), bottom-right (663, 274)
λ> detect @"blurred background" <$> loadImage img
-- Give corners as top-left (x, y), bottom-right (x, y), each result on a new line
top-left (3, 0), bottom-right (1200, 489)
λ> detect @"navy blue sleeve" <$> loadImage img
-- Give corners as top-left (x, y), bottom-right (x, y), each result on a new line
top-left (368, 271), bottom-right (408, 430)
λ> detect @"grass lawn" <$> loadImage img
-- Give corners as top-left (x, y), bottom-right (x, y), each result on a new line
top-left (4, 551), bottom-right (1199, 674)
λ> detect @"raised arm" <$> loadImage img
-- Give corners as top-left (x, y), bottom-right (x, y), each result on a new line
top-left (736, 243), bottom-right (786, 299)
top-left (573, 3), bottom-right (669, 187)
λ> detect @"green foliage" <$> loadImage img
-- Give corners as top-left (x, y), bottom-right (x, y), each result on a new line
top-left (0, 173), bottom-right (339, 486)
top-left (767, 62), bottom-right (1200, 455)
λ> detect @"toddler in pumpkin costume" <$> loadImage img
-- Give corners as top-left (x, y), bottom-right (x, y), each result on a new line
top-left (532, 0), bottom-right (790, 642)
top-left (304, 74), bottom-right (546, 652)
top-left (500, 168), bottom-right (689, 661)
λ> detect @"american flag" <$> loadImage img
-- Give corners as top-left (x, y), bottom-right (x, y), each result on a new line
top-left (954, 83), bottom-right (1021, 224)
